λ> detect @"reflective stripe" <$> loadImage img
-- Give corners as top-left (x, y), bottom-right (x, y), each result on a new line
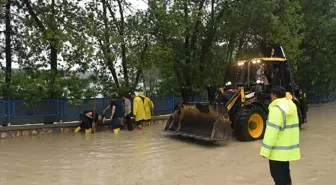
top-left (262, 143), bottom-right (300, 150)
top-left (275, 105), bottom-right (286, 128)
top-left (267, 121), bottom-right (300, 131)
top-left (285, 124), bottom-right (300, 129)
top-left (267, 121), bottom-right (282, 130)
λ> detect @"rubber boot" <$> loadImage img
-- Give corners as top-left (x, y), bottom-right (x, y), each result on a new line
top-left (74, 126), bottom-right (81, 133)
top-left (113, 128), bottom-right (120, 134)
top-left (85, 128), bottom-right (92, 135)
top-left (142, 122), bottom-right (149, 127)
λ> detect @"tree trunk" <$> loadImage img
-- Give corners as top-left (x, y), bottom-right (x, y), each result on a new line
top-left (133, 69), bottom-right (142, 89)
top-left (184, 0), bottom-right (191, 87)
top-left (49, 43), bottom-right (58, 98)
top-left (24, 0), bottom-right (59, 98)
top-left (199, 0), bottom-right (226, 79)
top-left (49, 0), bottom-right (58, 98)
top-left (132, 40), bottom-right (149, 89)
top-left (190, 0), bottom-right (206, 63)
top-left (102, 0), bottom-right (120, 88)
top-left (223, 35), bottom-right (235, 85)
top-left (117, 0), bottom-right (129, 87)
top-left (5, 0), bottom-right (12, 96)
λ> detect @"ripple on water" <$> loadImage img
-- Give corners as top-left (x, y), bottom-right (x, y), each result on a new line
top-left (0, 124), bottom-right (184, 161)
top-left (3, 107), bottom-right (336, 185)
top-left (0, 123), bottom-right (221, 185)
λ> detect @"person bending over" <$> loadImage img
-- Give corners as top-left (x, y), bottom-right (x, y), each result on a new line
top-left (75, 110), bottom-right (102, 134)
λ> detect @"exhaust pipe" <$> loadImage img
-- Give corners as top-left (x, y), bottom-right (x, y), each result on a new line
top-left (280, 45), bottom-right (286, 59)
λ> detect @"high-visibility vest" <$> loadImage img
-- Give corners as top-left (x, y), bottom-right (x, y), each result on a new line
top-left (260, 97), bottom-right (301, 161)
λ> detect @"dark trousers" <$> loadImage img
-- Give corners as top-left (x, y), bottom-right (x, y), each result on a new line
top-left (79, 114), bottom-right (92, 129)
top-left (109, 118), bottom-right (121, 129)
top-left (124, 113), bottom-right (133, 131)
top-left (135, 120), bottom-right (143, 126)
top-left (269, 160), bottom-right (292, 185)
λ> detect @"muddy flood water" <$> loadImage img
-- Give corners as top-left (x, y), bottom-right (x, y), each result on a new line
top-left (1, 104), bottom-right (336, 185)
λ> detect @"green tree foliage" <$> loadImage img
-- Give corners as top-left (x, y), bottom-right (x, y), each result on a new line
top-left (296, 0), bottom-right (336, 96)
top-left (0, 0), bottom-right (99, 104)
top-left (17, 0), bottom-right (96, 99)
top-left (0, 0), bottom-right (336, 102)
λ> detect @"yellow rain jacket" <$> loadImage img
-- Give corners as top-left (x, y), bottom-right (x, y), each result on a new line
top-left (139, 93), bottom-right (154, 120)
top-left (260, 97), bottom-right (301, 161)
top-left (133, 95), bottom-right (146, 122)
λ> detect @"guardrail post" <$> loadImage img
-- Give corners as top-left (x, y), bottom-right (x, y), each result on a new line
top-left (59, 99), bottom-right (63, 124)
top-left (167, 97), bottom-right (170, 111)
top-left (168, 97), bottom-right (175, 112)
top-left (103, 98), bottom-right (106, 110)
top-left (7, 96), bottom-right (11, 126)
top-left (64, 99), bottom-right (67, 120)
top-left (101, 98), bottom-right (104, 113)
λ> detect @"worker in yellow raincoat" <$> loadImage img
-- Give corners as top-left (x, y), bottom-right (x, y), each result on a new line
top-left (139, 93), bottom-right (154, 126)
top-left (133, 92), bottom-right (146, 130)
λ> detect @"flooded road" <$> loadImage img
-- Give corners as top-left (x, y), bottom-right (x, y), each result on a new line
top-left (1, 104), bottom-right (336, 185)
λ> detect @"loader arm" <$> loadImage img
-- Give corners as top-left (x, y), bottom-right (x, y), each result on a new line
top-left (223, 87), bottom-right (245, 112)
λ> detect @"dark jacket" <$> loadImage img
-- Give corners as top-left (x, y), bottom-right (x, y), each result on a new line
top-left (83, 110), bottom-right (98, 123)
top-left (110, 99), bottom-right (124, 119)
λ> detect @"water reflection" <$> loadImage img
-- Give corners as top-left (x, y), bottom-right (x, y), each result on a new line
top-left (1, 105), bottom-right (335, 185)
top-left (0, 125), bottom-right (178, 185)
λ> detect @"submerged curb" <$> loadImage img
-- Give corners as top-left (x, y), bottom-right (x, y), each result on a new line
top-left (0, 115), bottom-right (171, 139)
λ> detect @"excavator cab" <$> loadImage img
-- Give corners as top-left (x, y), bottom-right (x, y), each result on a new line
top-left (164, 45), bottom-right (308, 142)
top-left (222, 57), bottom-right (308, 139)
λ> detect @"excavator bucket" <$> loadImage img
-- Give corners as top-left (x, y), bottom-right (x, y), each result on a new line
top-left (164, 103), bottom-right (232, 142)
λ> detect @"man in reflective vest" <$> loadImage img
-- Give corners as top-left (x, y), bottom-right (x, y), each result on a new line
top-left (260, 86), bottom-right (301, 185)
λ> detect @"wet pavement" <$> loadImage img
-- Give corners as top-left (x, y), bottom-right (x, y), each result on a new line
top-left (0, 104), bottom-right (336, 185)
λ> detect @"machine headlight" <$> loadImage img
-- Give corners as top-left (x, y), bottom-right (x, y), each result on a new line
top-left (226, 81), bottom-right (232, 86)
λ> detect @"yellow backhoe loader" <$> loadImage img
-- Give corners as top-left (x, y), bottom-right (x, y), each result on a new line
top-left (163, 44), bottom-right (308, 142)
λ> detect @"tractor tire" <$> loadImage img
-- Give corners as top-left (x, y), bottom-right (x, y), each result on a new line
top-left (234, 106), bottom-right (267, 141)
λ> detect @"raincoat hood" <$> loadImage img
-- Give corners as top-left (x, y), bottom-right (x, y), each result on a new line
top-left (138, 92), bottom-right (145, 97)
top-left (269, 97), bottom-right (297, 116)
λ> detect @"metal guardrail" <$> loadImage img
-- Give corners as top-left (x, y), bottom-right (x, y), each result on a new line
top-left (0, 94), bottom-right (334, 126)
top-left (0, 97), bottom-right (177, 126)
top-left (0, 100), bottom-right (6, 119)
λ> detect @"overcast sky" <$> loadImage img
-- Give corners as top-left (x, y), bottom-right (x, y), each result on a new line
top-left (0, 0), bottom-right (147, 69)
